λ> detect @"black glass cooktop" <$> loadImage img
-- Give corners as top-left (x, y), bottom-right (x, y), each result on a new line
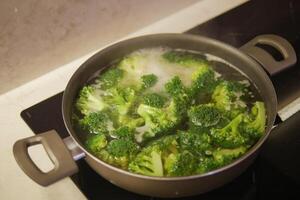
top-left (21, 0), bottom-right (300, 199)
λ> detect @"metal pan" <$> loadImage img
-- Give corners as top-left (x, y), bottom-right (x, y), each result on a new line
top-left (13, 34), bottom-right (297, 198)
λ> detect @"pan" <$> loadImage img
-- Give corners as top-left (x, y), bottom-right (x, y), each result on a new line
top-left (13, 33), bottom-right (297, 198)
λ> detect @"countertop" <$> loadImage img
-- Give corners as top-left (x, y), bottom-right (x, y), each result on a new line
top-left (0, 1), bottom-right (248, 199)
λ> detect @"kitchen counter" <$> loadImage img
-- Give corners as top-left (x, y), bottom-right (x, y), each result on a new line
top-left (0, 0), bottom-right (247, 199)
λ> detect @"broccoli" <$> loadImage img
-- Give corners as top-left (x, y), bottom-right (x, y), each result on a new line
top-left (105, 87), bottom-right (136, 115)
top-left (128, 145), bottom-right (163, 176)
top-left (188, 104), bottom-right (222, 128)
top-left (164, 150), bottom-right (198, 176)
top-left (112, 126), bottom-right (135, 139)
top-left (140, 74), bottom-right (158, 90)
top-left (164, 76), bottom-right (192, 117)
top-left (210, 114), bottom-right (246, 148)
top-left (142, 93), bottom-right (166, 108)
top-left (97, 138), bottom-right (139, 169)
top-left (162, 50), bottom-right (207, 68)
top-left (107, 139), bottom-right (139, 157)
top-left (197, 146), bottom-right (246, 173)
top-left (97, 68), bottom-right (124, 89)
top-left (178, 131), bottom-right (212, 156)
top-left (135, 104), bottom-right (178, 142)
top-left (118, 54), bottom-right (148, 86)
top-left (242, 101), bottom-right (266, 140)
top-left (79, 112), bottom-right (112, 135)
top-left (163, 50), bottom-right (217, 96)
top-left (212, 146), bottom-right (247, 165)
top-left (197, 157), bottom-right (221, 174)
top-left (76, 86), bottom-right (107, 115)
top-left (165, 76), bottom-right (187, 96)
top-left (212, 80), bottom-right (248, 118)
top-left (85, 134), bottom-right (107, 153)
top-left (190, 65), bottom-right (217, 96)
top-left (74, 49), bottom-right (266, 177)
top-left (118, 115), bottom-right (145, 129)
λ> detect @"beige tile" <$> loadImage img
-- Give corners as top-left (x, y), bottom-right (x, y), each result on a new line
top-left (0, 0), bottom-right (199, 94)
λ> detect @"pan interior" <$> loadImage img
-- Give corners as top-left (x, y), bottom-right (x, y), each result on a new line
top-left (62, 33), bottom-right (277, 178)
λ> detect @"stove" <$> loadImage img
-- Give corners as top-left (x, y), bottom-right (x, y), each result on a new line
top-left (20, 0), bottom-right (300, 199)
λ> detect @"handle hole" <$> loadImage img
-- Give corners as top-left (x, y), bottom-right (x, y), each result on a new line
top-left (255, 43), bottom-right (284, 61)
top-left (28, 144), bottom-right (55, 173)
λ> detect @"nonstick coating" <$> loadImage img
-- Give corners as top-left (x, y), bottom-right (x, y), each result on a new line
top-left (62, 34), bottom-right (277, 197)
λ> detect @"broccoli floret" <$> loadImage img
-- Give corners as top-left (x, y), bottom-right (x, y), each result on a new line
top-left (97, 68), bottom-right (124, 89)
top-left (112, 126), bottom-right (135, 139)
top-left (188, 104), bottom-right (222, 128)
top-left (76, 86), bottom-right (107, 115)
top-left (164, 150), bottom-right (198, 176)
top-left (197, 146), bottom-right (247, 174)
top-left (164, 76), bottom-right (192, 117)
top-left (107, 139), bottom-right (139, 157)
top-left (197, 157), bottom-right (220, 174)
top-left (210, 114), bottom-right (246, 148)
top-left (162, 50), bottom-right (207, 67)
top-left (212, 146), bottom-right (247, 165)
top-left (142, 93), bottom-right (166, 108)
top-left (178, 131), bottom-right (212, 156)
top-left (118, 115), bottom-right (145, 129)
top-left (242, 101), bottom-right (266, 140)
top-left (135, 104), bottom-right (178, 142)
top-left (128, 145), bottom-right (163, 176)
top-left (118, 54), bottom-right (147, 86)
top-left (79, 112), bottom-right (112, 135)
top-left (97, 138), bottom-right (139, 169)
top-left (190, 65), bottom-right (217, 96)
top-left (165, 76), bottom-right (187, 96)
top-left (85, 134), bottom-right (107, 153)
top-left (105, 87), bottom-right (136, 115)
top-left (141, 74), bottom-right (158, 90)
top-left (212, 80), bottom-right (248, 118)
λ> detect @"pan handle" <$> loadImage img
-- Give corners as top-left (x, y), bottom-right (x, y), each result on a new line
top-left (240, 34), bottom-right (297, 75)
top-left (13, 130), bottom-right (79, 186)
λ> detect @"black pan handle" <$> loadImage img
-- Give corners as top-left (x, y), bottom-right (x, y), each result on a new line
top-left (240, 34), bottom-right (297, 75)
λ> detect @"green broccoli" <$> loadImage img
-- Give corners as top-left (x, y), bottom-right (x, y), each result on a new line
top-left (135, 104), bottom-right (178, 142)
top-left (79, 112), bottom-right (112, 135)
top-left (85, 134), bottom-right (107, 153)
top-left (210, 114), bottom-right (246, 148)
top-left (242, 101), bottom-right (266, 140)
top-left (112, 126), bottom-right (135, 139)
top-left (212, 146), bottom-right (247, 165)
top-left (212, 80), bottom-right (248, 118)
top-left (197, 146), bottom-right (246, 173)
top-left (97, 68), bottom-right (124, 89)
top-left (190, 65), bottom-right (217, 97)
top-left (128, 145), bottom-right (163, 176)
top-left (164, 150), bottom-right (198, 176)
top-left (118, 115), bottom-right (145, 129)
top-left (97, 138), bottom-right (139, 169)
top-left (178, 131), bottom-right (212, 156)
top-left (105, 87), bottom-right (136, 115)
top-left (197, 157), bottom-right (220, 174)
top-left (142, 93), bottom-right (166, 108)
top-left (118, 54), bottom-right (147, 86)
top-left (140, 74), bottom-right (158, 90)
top-left (188, 104), bottom-right (222, 128)
top-left (76, 86), bottom-right (107, 115)
top-left (162, 50), bottom-right (207, 68)
top-left (164, 76), bottom-right (192, 117)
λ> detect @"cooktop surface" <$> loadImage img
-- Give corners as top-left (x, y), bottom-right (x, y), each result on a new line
top-left (21, 0), bottom-right (300, 199)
